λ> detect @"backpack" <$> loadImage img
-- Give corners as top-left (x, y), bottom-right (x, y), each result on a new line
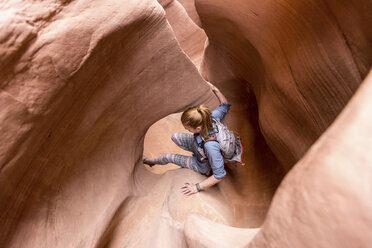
top-left (197, 119), bottom-right (244, 166)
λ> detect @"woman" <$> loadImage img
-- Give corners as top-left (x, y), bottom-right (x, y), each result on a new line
top-left (143, 83), bottom-right (231, 195)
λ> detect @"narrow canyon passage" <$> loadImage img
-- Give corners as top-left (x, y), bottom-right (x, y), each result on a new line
top-left (0, 0), bottom-right (371, 247)
top-left (145, 0), bottom-right (285, 229)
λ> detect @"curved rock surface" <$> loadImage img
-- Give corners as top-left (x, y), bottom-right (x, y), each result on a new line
top-left (248, 70), bottom-right (372, 247)
top-left (1, 0), bottom-right (371, 247)
top-left (185, 71), bottom-right (372, 248)
top-left (158, 0), bottom-right (206, 67)
top-left (0, 0), bottom-right (215, 246)
top-left (197, 0), bottom-right (371, 169)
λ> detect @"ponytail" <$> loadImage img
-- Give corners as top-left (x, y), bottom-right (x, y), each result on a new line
top-left (181, 105), bottom-right (213, 140)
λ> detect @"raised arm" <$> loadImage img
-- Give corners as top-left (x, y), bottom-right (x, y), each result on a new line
top-left (207, 82), bottom-right (229, 104)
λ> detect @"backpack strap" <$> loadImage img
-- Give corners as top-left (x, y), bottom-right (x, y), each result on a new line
top-left (200, 133), bottom-right (218, 149)
top-left (212, 118), bottom-right (220, 133)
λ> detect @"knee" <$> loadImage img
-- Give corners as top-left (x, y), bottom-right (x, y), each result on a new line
top-left (164, 154), bottom-right (173, 162)
top-left (171, 133), bottom-right (179, 144)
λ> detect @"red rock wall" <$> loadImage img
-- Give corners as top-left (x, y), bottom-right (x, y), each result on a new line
top-left (0, 0), bottom-right (213, 246)
top-left (1, 0), bottom-right (371, 247)
top-left (196, 0), bottom-right (371, 169)
top-left (248, 70), bottom-right (372, 247)
top-left (184, 70), bottom-right (372, 248)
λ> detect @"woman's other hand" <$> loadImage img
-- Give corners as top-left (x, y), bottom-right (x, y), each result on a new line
top-left (206, 81), bottom-right (218, 92)
top-left (181, 182), bottom-right (198, 196)
top-left (206, 81), bottom-right (229, 104)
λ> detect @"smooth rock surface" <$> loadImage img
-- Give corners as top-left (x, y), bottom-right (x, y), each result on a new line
top-left (248, 69), bottom-right (372, 248)
top-left (197, 0), bottom-right (370, 169)
top-left (0, 0), bottom-right (217, 247)
top-left (1, 0), bottom-right (371, 247)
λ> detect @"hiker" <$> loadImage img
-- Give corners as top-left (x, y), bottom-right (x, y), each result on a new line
top-left (143, 82), bottom-right (242, 196)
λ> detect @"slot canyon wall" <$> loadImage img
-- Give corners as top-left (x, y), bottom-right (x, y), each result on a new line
top-left (0, 0), bottom-right (371, 248)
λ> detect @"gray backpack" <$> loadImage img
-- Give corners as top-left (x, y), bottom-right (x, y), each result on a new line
top-left (198, 119), bottom-right (244, 165)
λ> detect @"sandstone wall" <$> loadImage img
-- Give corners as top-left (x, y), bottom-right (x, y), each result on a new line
top-left (196, 0), bottom-right (371, 169)
top-left (0, 0), bottom-right (214, 246)
top-left (1, 0), bottom-right (371, 247)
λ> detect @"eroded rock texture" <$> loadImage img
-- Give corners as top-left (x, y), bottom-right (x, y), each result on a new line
top-left (1, 0), bottom-right (371, 247)
top-left (197, 0), bottom-right (371, 170)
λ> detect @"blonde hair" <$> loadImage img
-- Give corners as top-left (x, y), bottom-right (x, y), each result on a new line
top-left (181, 105), bottom-right (213, 140)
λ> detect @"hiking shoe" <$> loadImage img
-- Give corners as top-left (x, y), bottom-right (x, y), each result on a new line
top-left (142, 156), bottom-right (155, 167)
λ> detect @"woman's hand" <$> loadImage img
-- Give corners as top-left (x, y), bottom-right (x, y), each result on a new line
top-left (206, 81), bottom-right (229, 104)
top-left (206, 81), bottom-right (218, 92)
top-left (181, 182), bottom-right (198, 196)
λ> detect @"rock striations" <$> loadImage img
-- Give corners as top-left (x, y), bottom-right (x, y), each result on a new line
top-left (0, 0), bottom-right (371, 247)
